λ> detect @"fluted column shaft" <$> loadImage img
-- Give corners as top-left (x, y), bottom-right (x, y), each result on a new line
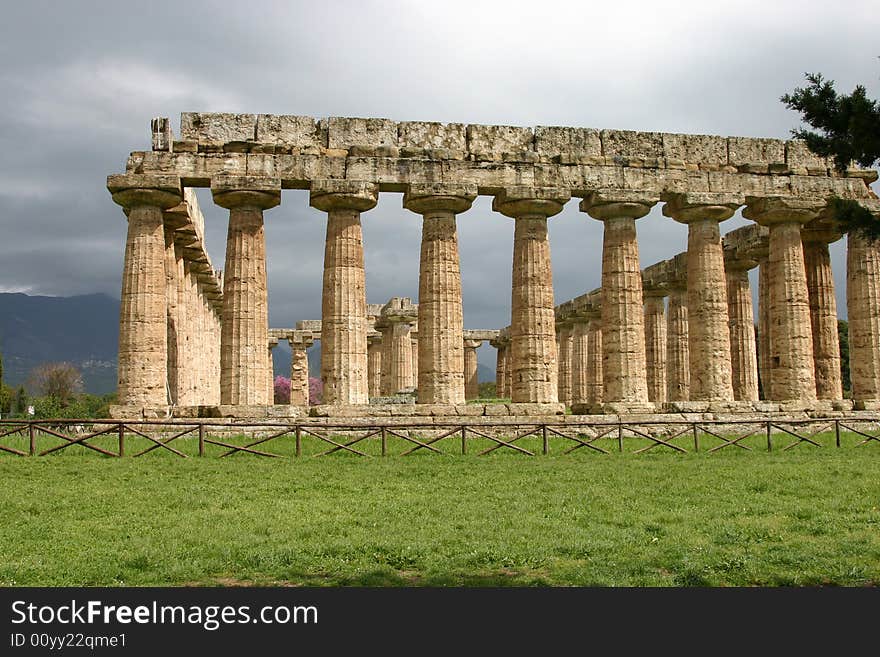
top-left (666, 287), bottom-right (690, 402)
top-left (848, 231), bottom-right (880, 404)
top-left (804, 239), bottom-right (843, 399)
top-left (164, 226), bottom-right (181, 405)
top-left (311, 181), bottom-right (377, 405)
top-left (367, 337), bottom-right (383, 399)
top-left (685, 218), bottom-right (734, 400)
top-left (757, 258), bottom-right (771, 399)
top-left (410, 337), bottom-right (419, 390)
top-left (503, 348), bottom-right (513, 398)
top-left (767, 222), bottom-right (817, 400)
top-left (570, 319), bottom-right (590, 405)
top-left (381, 322), bottom-right (413, 395)
top-left (290, 343), bottom-right (311, 406)
top-left (464, 339), bottom-right (481, 400)
top-left (109, 177), bottom-right (182, 409)
top-left (557, 324), bottom-right (574, 406)
top-left (267, 343), bottom-right (276, 404)
top-left (599, 216), bottom-right (648, 402)
top-left (494, 344), bottom-right (507, 399)
top-left (585, 317), bottom-right (604, 406)
top-left (644, 295), bottom-right (667, 403)
top-left (726, 266), bottom-right (759, 401)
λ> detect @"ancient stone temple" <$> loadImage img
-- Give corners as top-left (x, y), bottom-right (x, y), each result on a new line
top-left (108, 113), bottom-right (879, 418)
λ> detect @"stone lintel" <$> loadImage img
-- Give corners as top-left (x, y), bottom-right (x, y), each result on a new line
top-left (801, 217), bottom-right (843, 244)
top-left (464, 329), bottom-right (501, 342)
top-left (743, 196), bottom-right (826, 226)
top-left (309, 179), bottom-right (378, 212)
top-left (492, 186), bottom-right (570, 218)
top-left (296, 319), bottom-right (322, 332)
top-left (211, 175), bottom-right (281, 210)
top-left (268, 337), bottom-right (279, 348)
top-left (662, 191), bottom-right (744, 223)
top-left (403, 182), bottom-right (478, 214)
top-left (580, 189), bottom-right (659, 221)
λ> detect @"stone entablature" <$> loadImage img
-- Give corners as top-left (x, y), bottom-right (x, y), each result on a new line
top-left (132, 114), bottom-right (876, 200)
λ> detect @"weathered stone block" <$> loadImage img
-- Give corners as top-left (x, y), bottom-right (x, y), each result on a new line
top-left (255, 114), bottom-right (325, 148)
top-left (466, 124), bottom-right (534, 161)
top-left (327, 117), bottom-right (397, 150)
top-left (728, 137), bottom-right (785, 167)
top-left (534, 126), bottom-right (602, 161)
top-left (785, 140), bottom-right (830, 173)
top-left (398, 121), bottom-right (467, 155)
top-left (180, 112), bottom-right (257, 142)
top-left (662, 133), bottom-right (727, 166)
top-left (601, 130), bottom-right (664, 159)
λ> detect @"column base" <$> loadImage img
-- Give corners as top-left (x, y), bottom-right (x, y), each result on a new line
top-left (309, 402), bottom-right (565, 417)
top-left (571, 401), bottom-right (659, 415)
top-left (852, 399), bottom-right (880, 411)
top-left (108, 405), bottom-right (171, 420)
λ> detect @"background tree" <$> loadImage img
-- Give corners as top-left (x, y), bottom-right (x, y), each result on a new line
top-left (27, 362), bottom-right (83, 406)
top-left (273, 376), bottom-right (290, 404)
top-left (782, 71), bottom-right (880, 239)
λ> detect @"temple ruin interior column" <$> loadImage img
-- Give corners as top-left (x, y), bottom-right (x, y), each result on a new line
top-left (463, 339), bottom-right (482, 400)
top-left (376, 299), bottom-right (417, 395)
top-left (665, 276), bottom-right (690, 402)
top-left (744, 197), bottom-right (823, 403)
top-left (556, 321), bottom-right (574, 407)
top-left (367, 333), bottom-right (383, 399)
top-left (664, 193), bottom-right (740, 402)
top-left (309, 180), bottom-right (378, 405)
top-left (847, 209), bottom-right (880, 408)
top-left (490, 337), bottom-right (507, 400)
top-left (212, 175), bottom-right (281, 406)
top-left (803, 220), bottom-right (843, 401)
top-left (581, 190), bottom-right (657, 409)
top-left (569, 317), bottom-right (589, 406)
top-left (494, 187), bottom-right (570, 404)
top-left (404, 184), bottom-right (476, 404)
top-left (643, 291), bottom-right (667, 404)
top-left (267, 337), bottom-right (278, 404)
top-left (755, 254), bottom-right (771, 400)
top-left (289, 332), bottom-right (314, 406)
top-left (585, 314), bottom-right (604, 407)
top-left (109, 174), bottom-right (183, 410)
top-left (410, 333), bottom-right (419, 390)
top-left (724, 259), bottom-right (759, 402)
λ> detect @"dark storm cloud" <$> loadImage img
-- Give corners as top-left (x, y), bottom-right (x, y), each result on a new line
top-left (1, 1), bottom-right (878, 367)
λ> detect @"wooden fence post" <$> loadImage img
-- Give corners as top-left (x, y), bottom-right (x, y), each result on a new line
top-left (198, 424), bottom-right (205, 457)
top-left (295, 426), bottom-right (302, 457)
top-left (28, 422), bottom-right (35, 456)
top-left (542, 425), bottom-right (549, 455)
top-left (118, 423), bottom-right (124, 457)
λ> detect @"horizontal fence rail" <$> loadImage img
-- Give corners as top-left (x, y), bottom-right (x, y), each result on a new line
top-left (0, 417), bottom-right (879, 458)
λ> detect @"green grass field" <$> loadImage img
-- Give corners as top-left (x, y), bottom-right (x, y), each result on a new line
top-left (0, 429), bottom-right (878, 586)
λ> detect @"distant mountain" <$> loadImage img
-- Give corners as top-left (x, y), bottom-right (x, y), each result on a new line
top-left (0, 293), bottom-right (119, 394)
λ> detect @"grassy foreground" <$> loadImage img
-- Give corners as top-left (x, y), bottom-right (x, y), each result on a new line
top-left (1, 441), bottom-right (878, 586)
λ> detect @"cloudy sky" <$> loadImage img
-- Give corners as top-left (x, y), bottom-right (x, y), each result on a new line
top-left (1, 0), bottom-right (878, 366)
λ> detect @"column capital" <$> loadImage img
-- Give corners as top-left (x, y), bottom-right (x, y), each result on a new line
top-left (268, 337), bottom-right (279, 349)
top-left (463, 338), bottom-right (483, 349)
top-left (743, 196), bottom-right (825, 226)
top-left (403, 183), bottom-right (477, 214)
top-left (211, 175), bottom-right (281, 210)
top-left (310, 179), bottom-right (378, 212)
top-left (492, 186), bottom-right (570, 218)
top-left (579, 189), bottom-right (659, 220)
top-left (662, 192), bottom-right (744, 224)
top-left (367, 332), bottom-right (383, 346)
top-left (642, 286), bottom-right (668, 300)
top-left (801, 217), bottom-right (844, 244)
top-left (108, 174), bottom-right (182, 210)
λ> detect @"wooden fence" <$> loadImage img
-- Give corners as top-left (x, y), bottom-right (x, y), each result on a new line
top-left (0, 417), bottom-right (879, 458)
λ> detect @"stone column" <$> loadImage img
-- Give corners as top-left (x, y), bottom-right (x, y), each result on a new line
top-left (503, 346), bottom-right (513, 399)
top-left (163, 224), bottom-right (182, 406)
top-left (267, 338), bottom-right (278, 404)
top-left (493, 187), bottom-right (570, 404)
top-left (310, 180), bottom-right (378, 405)
top-left (289, 333), bottom-right (314, 406)
top-left (379, 318), bottom-right (415, 395)
top-left (847, 219), bottom-right (880, 408)
top-left (569, 317), bottom-right (590, 406)
top-left (490, 338), bottom-right (507, 400)
top-left (108, 174), bottom-right (182, 410)
top-left (725, 260), bottom-right (759, 402)
top-left (556, 322), bottom-right (574, 406)
top-left (643, 291), bottom-right (667, 404)
top-left (666, 285), bottom-right (690, 402)
top-left (212, 176), bottom-right (281, 407)
top-left (664, 193), bottom-right (741, 402)
top-left (463, 339), bottom-right (482, 400)
top-left (581, 190), bottom-right (658, 407)
top-left (803, 222), bottom-right (843, 400)
top-left (404, 184), bottom-right (476, 404)
top-left (744, 197), bottom-right (823, 402)
top-left (410, 334), bottom-right (419, 390)
top-left (585, 315), bottom-right (604, 407)
top-left (756, 255), bottom-right (771, 399)
top-left (367, 334), bottom-right (383, 399)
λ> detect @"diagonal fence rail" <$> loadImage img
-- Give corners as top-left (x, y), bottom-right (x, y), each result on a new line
top-left (0, 417), bottom-right (879, 458)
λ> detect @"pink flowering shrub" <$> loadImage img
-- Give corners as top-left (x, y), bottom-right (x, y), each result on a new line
top-left (273, 376), bottom-right (291, 404)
